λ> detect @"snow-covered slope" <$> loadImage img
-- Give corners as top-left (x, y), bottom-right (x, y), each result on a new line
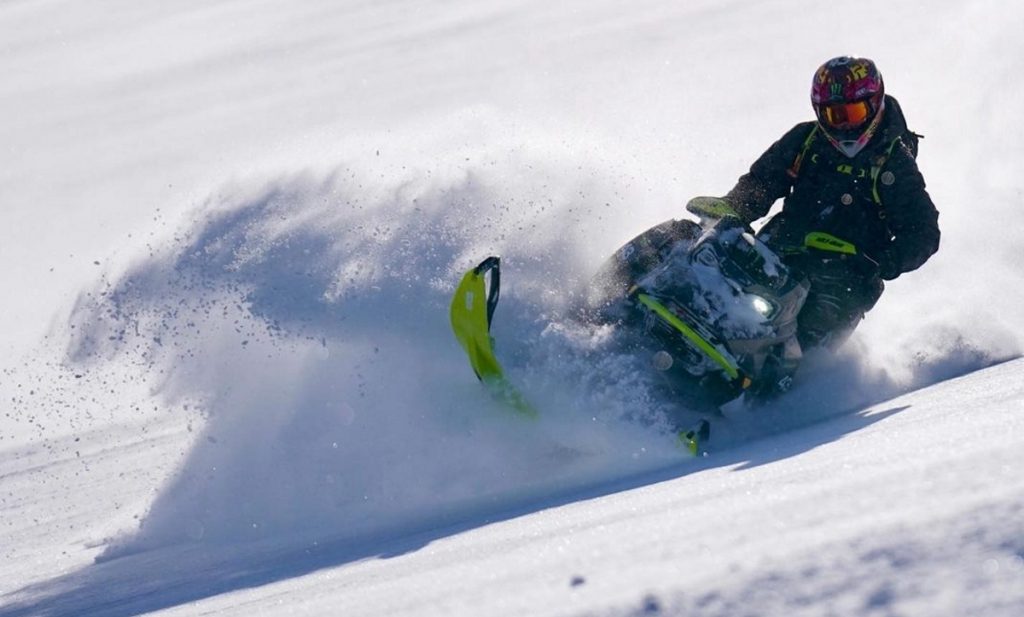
top-left (3, 360), bottom-right (1022, 616)
top-left (2, 1), bottom-right (1023, 615)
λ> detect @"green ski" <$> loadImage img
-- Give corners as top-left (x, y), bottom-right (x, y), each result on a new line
top-left (449, 256), bottom-right (536, 417)
top-left (678, 419), bottom-right (711, 456)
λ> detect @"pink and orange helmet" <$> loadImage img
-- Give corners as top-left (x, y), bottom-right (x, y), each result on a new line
top-left (811, 56), bottom-right (885, 157)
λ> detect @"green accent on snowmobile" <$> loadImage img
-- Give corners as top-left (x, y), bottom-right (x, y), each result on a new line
top-left (450, 257), bottom-right (537, 418)
top-left (678, 419), bottom-right (710, 456)
top-left (804, 231), bottom-right (858, 255)
top-left (635, 293), bottom-right (740, 380)
top-left (685, 196), bottom-right (740, 221)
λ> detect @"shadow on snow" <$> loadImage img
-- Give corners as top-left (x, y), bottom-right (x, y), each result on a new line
top-left (1, 402), bottom-right (912, 617)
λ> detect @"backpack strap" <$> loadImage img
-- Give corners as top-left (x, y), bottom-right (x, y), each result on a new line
top-left (869, 136), bottom-right (909, 205)
top-left (787, 124), bottom-right (819, 179)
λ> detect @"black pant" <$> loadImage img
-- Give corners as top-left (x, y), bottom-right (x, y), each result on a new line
top-left (791, 257), bottom-right (884, 350)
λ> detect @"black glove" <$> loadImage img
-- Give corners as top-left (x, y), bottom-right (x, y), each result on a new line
top-left (875, 248), bottom-right (902, 281)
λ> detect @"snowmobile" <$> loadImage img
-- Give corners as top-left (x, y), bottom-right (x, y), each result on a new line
top-left (449, 198), bottom-right (855, 451)
top-left (583, 210), bottom-right (810, 411)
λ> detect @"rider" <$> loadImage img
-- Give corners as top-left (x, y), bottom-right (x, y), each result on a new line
top-left (693, 56), bottom-right (940, 363)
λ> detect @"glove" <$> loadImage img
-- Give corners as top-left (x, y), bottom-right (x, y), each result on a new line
top-left (875, 247), bottom-right (902, 281)
top-left (685, 196), bottom-right (742, 222)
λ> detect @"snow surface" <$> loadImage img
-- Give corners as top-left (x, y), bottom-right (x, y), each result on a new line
top-left (2, 0), bottom-right (1024, 615)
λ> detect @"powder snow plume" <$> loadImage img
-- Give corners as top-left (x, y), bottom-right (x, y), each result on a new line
top-left (63, 123), bottom-right (691, 554)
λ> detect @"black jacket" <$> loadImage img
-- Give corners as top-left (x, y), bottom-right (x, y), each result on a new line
top-left (724, 95), bottom-right (939, 281)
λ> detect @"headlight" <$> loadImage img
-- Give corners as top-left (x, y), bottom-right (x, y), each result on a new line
top-left (750, 294), bottom-right (775, 318)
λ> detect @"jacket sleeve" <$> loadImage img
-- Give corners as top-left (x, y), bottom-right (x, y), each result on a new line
top-left (724, 123), bottom-right (812, 223)
top-left (874, 141), bottom-right (940, 280)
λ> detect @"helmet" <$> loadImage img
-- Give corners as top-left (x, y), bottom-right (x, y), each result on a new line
top-left (811, 56), bottom-right (885, 157)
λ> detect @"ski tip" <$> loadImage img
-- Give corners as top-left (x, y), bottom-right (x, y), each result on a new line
top-left (678, 419), bottom-right (711, 457)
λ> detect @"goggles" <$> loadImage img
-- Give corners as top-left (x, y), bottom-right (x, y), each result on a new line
top-left (819, 100), bottom-right (872, 130)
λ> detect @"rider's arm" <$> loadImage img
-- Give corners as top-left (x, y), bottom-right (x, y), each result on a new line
top-left (873, 142), bottom-right (940, 280)
top-left (723, 122), bottom-right (813, 224)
